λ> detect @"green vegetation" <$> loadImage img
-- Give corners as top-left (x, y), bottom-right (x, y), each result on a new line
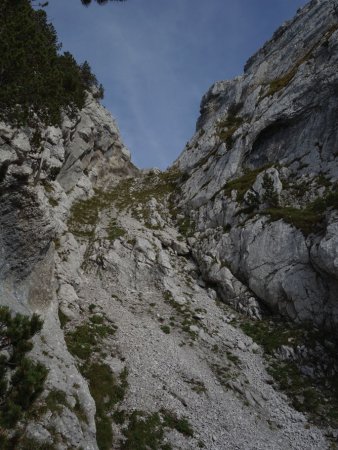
top-left (82, 364), bottom-right (129, 450)
top-left (212, 364), bottom-right (234, 386)
top-left (89, 303), bottom-right (97, 312)
top-left (262, 173), bottom-right (279, 207)
top-left (65, 323), bottom-right (99, 360)
top-left (185, 378), bottom-right (207, 395)
top-left (45, 389), bottom-right (69, 414)
top-left (0, 307), bottom-right (47, 430)
top-left (0, 435), bottom-right (57, 450)
top-left (68, 168), bottom-right (182, 240)
top-left (222, 167), bottom-right (269, 202)
top-left (106, 219), bottom-right (126, 241)
top-left (113, 409), bottom-right (127, 425)
top-left (226, 351), bottom-right (240, 365)
top-left (240, 318), bottom-right (338, 427)
top-left (263, 23), bottom-right (338, 99)
top-left (65, 317), bottom-right (117, 360)
top-left (121, 411), bottom-right (169, 450)
top-left (163, 290), bottom-right (202, 342)
top-left (217, 164), bottom-right (338, 236)
top-left (177, 217), bottom-right (195, 237)
top-left (73, 394), bottom-right (88, 424)
top-left (48, 197), bottom-right (59, 208)
top-left (67, 193), bottom-right (104, 238)
top-left (0, 0), bottom-right (103, 127)
top-left (265, 206), bottom-right (321, 235)
top-left (265, 188), bottom-right (338, 235)
top-left (217, 114), bottom-right (244, 149)
top-left (160, 325), bottom-right (171, 334)
top-left (240, 320), bottom-right (305, 354)
top-left (121, 410), bottom-right (193, 450)
top-left (58, 307), bottom-right (70, 329)
top-left (265, 67), bottom-right (299, 98)
top-left (161, 410), bottom-right (194, 437)
top-left (65, 316), bottom-right (126, 450)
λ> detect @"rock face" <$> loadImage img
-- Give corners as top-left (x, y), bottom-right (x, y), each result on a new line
top-left (0, 94), bottom-right (137, 448)
top-left (175, 0), bottom-right (338, 329)
top-left (1, 1), bottom-right (338, 449)
top-left (0, 93), bottom-right (137, 314)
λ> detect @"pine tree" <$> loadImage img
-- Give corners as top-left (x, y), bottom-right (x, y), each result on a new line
top-left (0, 0), bottom-right (103, 126)
top-left (0, 306), bottom-right (47, 429)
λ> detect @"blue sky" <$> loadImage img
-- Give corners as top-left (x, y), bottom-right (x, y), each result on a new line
top-left (45, 0), bottom-right (307, 169)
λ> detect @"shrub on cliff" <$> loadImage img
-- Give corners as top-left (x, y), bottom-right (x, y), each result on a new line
top-left (0, 306), bottom-right (47, 429)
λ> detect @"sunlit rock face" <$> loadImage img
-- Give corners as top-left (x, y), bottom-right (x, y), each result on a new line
top-left (175, 0), bottom-right (338, 329)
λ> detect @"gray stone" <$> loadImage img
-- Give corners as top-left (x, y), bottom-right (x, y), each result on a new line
top-left (173, 0), bottom-right (338, 329)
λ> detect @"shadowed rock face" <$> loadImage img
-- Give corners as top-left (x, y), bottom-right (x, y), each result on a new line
top-left (0, 93), bottom-right (138, 312)
top-left (175, 0), bottom-right (338, 329)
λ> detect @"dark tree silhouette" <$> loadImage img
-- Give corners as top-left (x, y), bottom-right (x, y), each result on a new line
top-left (81, 0), bottom-right (126, 5)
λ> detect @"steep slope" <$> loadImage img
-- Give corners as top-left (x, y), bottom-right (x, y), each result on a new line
top-left (49, 170), bottom-right (330, 450)
top-left (1, 0), bottom-right (338, 449)
top-left (175, 0), bottom-right (338, 329)
top-left (0, 93), bottom-right (137, 448)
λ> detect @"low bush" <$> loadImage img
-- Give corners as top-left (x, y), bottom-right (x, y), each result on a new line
top-left (0, 306), bottom-right (47, 429)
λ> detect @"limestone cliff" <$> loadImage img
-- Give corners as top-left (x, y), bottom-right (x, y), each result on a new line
top-left (0, 93), bottom-right (137, 314)
top-left (1, 1), bottom-right (338, 449)
top-left (175, 0), bottom-right (338, 329)
top-left (0, 94), bottom-right (137, 448)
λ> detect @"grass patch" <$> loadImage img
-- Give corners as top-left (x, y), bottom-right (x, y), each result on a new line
top-left (222, 167), bottom-right (269, 202)
top-left (217, 115), bottom-right (244, 149)
top-left (89, 303), bottom-right (96, 312)
top-left (67, 195), bottom-right (102, 239)
top-left (113, 409), bottom-right (127, 425)
top-left (265, 67), bottom-right (299, 98)
top-left (263, 23), bottom-right (338, 99)
top-left (106, 219), bottom-right (126, 241)
top-left (163, 291), bottom-right (201, 341)
top-left (68, 168), bottom-right (181, 240)
top-left (121, 409), bottom-right (193, 450)
top-left (185, 378), bottom-right (207, 395)
top-left (265, 206), bottom-right (321, 235)
top-left (45, 389), bottom-right (69, 414)
top-left (240, 320), bottom-right (305, 354)
top-left (65, 324), bottom-right (99, 360)
top-left (82, 364), bottom-right (129, 450)
top-left (121, 411), bottom-right (169, 450)
top-left (268, 360), bottom-right (338, 424)
top-left (226, 351), bottom-right (240, 365)
top-left (73, 394), bottom-right (88, 424)
top-left (48, 197), bottom-right (59, 208)
top-left (264, 188), bottom-right (338, 235)
top-left (0, 435), bottom-right (58, 450)
top-left (65, 317), bottom-right (117, 361)
top-left (212, 364), bottom-right (234, 386)
top-left (177, 217), bottom-right (195, 237)
top-left (240, 318), bottom-right (338, 427)
top-left (161, 410), bottom-right (194, 437)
